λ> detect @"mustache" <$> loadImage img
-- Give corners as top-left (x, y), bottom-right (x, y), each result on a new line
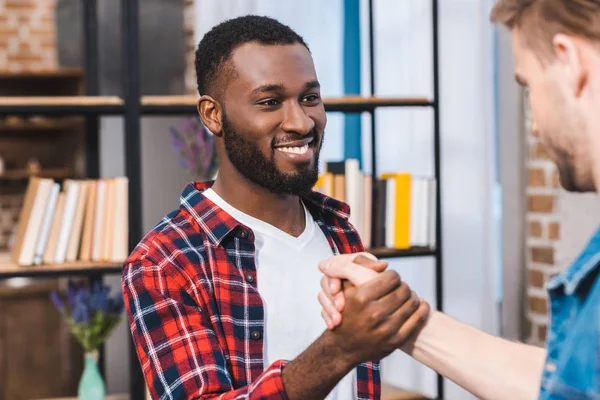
top-left (272, 129), bottom-right (321, 147)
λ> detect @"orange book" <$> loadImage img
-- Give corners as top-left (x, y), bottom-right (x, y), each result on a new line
top-left (381, 172), bottom-right (412, 249)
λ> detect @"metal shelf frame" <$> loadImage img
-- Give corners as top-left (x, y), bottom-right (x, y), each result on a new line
top-left (0, 1), bottom-right (443, 398)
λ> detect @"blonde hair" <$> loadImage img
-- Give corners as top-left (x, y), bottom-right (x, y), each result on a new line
top-left (490, 0), bottom-right (600, 58)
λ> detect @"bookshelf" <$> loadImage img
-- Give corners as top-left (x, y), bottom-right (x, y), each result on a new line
top-left (0, 168), bottom-right (71, 181)
top-left (0, 0), bottom-right (443, 399)
top-left (0, 253), bottom-right (121, 279)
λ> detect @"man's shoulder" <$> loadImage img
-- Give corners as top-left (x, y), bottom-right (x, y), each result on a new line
top-left (304, 190), bottom-right (351, 221)
top-left (124, 205), bottom-right (209, 271)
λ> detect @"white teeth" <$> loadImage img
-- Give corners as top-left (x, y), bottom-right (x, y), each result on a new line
top-left (278, 144), bottom-right (309, 155)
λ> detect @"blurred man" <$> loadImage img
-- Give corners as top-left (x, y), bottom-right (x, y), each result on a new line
top-left (122, 15), bottom-right (429, 399)
top-left (319, 1), bottom-right (600, 399)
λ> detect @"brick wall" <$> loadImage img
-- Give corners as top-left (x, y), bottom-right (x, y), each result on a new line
top-left (525, 105), bottom-right (561, 345)
top-left (0, 0), bottom-right (57, 71)
top-left (183, 0), bottom-right (196, 94)
top-left (0, 0), bottom-right (57, 251)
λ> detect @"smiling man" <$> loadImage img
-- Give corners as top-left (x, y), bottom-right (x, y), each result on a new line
top-left (122, 15), bottom-right (429, 400)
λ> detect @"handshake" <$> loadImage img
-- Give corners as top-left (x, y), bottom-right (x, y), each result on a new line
top-left (317, 252), bottom-right (431, 365)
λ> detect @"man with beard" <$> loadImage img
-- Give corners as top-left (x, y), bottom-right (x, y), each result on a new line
top-left (122, 15), bottom-right (430, 400)
top-left (319, 1), bottom-right (600, 399)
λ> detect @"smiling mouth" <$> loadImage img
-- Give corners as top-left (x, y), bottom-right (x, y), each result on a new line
top-left (273, 137), bottom-right (314, 156)
top-left (277, 144), bottom-right (310, 155)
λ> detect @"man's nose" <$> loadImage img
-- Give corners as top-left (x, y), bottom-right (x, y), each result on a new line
top-left (281, 102), bottom-right (315, 135)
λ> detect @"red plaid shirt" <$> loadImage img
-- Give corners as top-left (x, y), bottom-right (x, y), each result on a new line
top-left (122, 181), bottom-right (381, 399)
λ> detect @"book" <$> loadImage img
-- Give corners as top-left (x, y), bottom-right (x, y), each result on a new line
top-left (33, 182), bottom-right (60, 265)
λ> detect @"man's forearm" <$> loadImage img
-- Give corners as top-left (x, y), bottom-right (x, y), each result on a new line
top-left (282, 331), bottom-right (354, 400)
top-left (401, 311), bottom-right (547, 400)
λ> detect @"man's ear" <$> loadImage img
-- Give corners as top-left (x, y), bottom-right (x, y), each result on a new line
top-left (553, 33), bottom-right (588, 98)
top-left (197, 95), bottom-right (223, 136)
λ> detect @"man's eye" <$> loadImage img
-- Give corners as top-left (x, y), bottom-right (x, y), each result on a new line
top-left (260, 99), bottom-right (280, 106)
top-left (303, 94), bottom-right (321, 103)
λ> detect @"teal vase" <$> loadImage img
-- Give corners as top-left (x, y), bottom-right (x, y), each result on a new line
top-left (78, 350), bottom-right (105, 400)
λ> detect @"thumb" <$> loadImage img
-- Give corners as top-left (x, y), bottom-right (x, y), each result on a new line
top-left (353, 254), bottom-right (388, 273)
top-left (321, 261), bottom-right (378, 286)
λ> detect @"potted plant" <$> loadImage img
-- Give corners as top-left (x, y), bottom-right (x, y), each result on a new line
top-left (50, 280), bottom-right (124, 400)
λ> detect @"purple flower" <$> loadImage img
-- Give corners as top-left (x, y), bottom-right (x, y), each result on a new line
top-left (50, 291), bottom-right (64, 312)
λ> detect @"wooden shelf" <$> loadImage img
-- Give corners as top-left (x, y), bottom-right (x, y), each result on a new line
top-left (324, 95), bottom-right (432, 106)
top-left (382, 383), bottom-right (431, 400)
top-left (0, 117), bottom-right (81, 132)
top-left (0, 95), bottom-right (433, 116)
top-left (142, 95), bottom-right (197, 106)
top-left (0, 96), bottom-right (123, 106)
top-left (0, 96), bottom-right (124, 115)
top-left (0, 253), bottom-right (122, 279)
top-left (370, 247), bottom-right (436, 259)
top-left (0, 168), bottom-right (71, 181)
top-left (140, 95), bottom-right (433, 114)
top-left (34, 395), bottom-right (128, 400)
top-left (0, 68), bottom-right (82, 80)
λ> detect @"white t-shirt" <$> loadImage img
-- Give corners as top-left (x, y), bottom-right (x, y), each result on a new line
top-left (202, 189), bottom-right (357, 399)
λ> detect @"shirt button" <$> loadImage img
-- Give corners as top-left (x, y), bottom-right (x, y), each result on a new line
top-left (545, 361), bottom-right (557, 373)
top-left (239, 230), bottom-right (248, 238)
top-left (246, 274), bottom-right (254, 283)
top-left (251, 331), bottom-right (261, 340)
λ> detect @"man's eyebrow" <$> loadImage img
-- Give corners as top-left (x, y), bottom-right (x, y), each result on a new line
top-left (251, 84), bottom-right (285, 95)
top-left (304, 80), bottom-right (320, 90)
top-left (251, 81), bottom-right (320, 95)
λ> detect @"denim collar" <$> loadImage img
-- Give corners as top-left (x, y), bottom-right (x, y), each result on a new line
top-left (547, 226), bottom-right (600, 295)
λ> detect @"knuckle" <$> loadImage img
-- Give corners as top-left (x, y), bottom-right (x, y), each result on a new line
top-left (399, 282), bottom-right (411, 299)
top-left (355, 292), bottom-right (369, 306)
top-left (385, 270), bottom-right (401, 286)
top-left (369, 309), bottom-right (384, 324)
top-left (393, 332), bottom-right (408, 347)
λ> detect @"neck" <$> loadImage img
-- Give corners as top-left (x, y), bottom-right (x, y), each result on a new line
top-left (211, 165), bottom-right (306, 237)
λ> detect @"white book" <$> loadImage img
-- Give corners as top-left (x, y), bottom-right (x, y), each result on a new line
top-left (92, 179), bottom-right (106, 261)
top-left (17, 179), bottom-right (54, 266)
top-left (385, 177), bottom-right (396, 249)
top-left (33, 183), bottom-right (60, 265)
top-left (54, 181), bottom-right (81, 264)
top-left (409, 177), bottom-right (421, 247)
top-left (111, 177), bottom-right (129, 262)
top-left (345, 159), bottom-right (363, 239)
top-left (428, 178), bottom-right (437, 248)
top-left (362, 175), bottom-right (372, 249)
top-left (420, 178), bottom-right (431, 247)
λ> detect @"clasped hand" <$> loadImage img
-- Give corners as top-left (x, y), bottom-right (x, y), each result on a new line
top-left (318, 253), bottom-right (430, 362)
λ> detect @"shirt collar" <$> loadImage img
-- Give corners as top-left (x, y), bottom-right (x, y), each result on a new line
top-left (547, 226), bottom-right (600, 295)
top-left (179, 181), bottom-right (351, 246)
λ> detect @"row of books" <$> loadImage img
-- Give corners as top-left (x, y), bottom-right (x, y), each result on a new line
top-left (314, 159), bottom-right (437, 250)
top-left (11, 177), bottom-right (129, 266)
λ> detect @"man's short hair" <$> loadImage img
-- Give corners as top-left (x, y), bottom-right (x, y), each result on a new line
top-left (490, 0), bottom-right (600, 60)
top-left (194, 15), bottom-right (310, 98)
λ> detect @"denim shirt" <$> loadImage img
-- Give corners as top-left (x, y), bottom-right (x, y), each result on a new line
top-left (540, 227), bottom-right (600, 400)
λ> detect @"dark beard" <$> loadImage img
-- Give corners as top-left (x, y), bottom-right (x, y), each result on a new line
top-left (221, 113), bottom-right (322, 195)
